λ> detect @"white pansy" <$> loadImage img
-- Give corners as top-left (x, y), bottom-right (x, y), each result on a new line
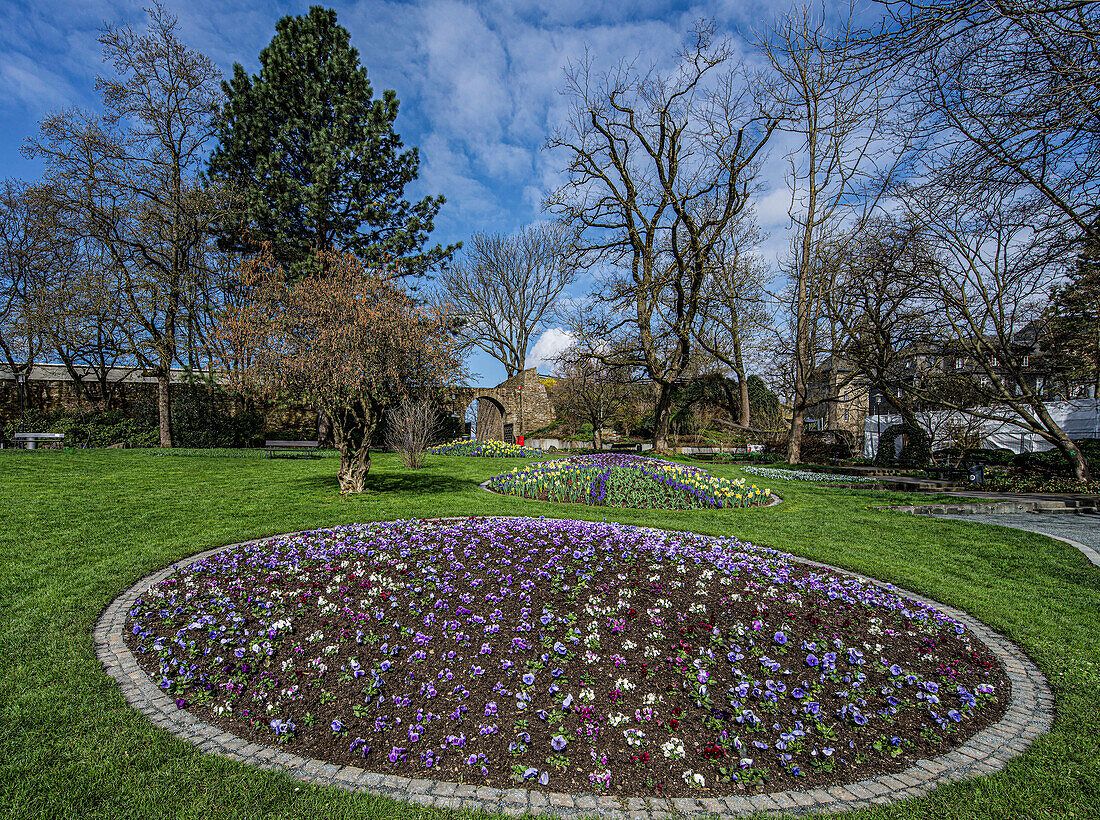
top-left (661, 738), bottom-right (686, 759)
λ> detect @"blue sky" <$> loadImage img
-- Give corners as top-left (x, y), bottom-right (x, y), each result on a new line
top-left (0, 0), bottom-right (851, 385)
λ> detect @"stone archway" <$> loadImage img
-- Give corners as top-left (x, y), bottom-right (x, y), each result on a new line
top-left (452, 368), bottom-right (556, 442)
top-left (470, 396), bottom-right (507, 441)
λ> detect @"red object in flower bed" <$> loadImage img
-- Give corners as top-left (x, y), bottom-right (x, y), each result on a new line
top-left (125, 518), bottom-right (1008, 797)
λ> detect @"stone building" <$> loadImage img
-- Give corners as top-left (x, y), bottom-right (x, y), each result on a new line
top-left (804, 357), bottom-right (869, 454)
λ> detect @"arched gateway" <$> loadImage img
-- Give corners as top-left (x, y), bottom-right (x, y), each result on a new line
top-left (451, 368), bottom-right (555, 442)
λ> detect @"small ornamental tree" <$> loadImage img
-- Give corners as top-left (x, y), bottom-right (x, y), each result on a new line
top-left (219, 251), bottom-right (461, 492)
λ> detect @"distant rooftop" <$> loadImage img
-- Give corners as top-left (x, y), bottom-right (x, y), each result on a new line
top-left (0, 363), bottom-right (226, 385)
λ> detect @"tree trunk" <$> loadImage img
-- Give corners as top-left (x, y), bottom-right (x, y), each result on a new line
top-left (738, 375), bottom-right (751, 429)
top-left (157, 373), bottom-right (172, 448)
top-left (594, 426), bottom-right (603, 450)
top-left (787, 407), bottom-right (803, 464)
top-left (1050, 432), bottom-right (1090, 482)
top-left (652, 384), bottom-right (673, 451)
top-left (338, 444), bottom-right (371, 493)
top-left (317, 409), bottom-right (333, 446)
top-left (333, 401), bottom-right (377, 493)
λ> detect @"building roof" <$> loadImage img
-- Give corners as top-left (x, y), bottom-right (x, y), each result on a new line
top-left (0, 363), bottom-right (227, 385)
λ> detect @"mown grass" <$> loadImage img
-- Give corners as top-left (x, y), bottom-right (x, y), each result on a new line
top-left (0, 450), bottom-right (1097, 820)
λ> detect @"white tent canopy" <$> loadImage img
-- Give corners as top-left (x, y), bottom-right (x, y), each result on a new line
top-left (864, 400), bottom-right (1100, 458)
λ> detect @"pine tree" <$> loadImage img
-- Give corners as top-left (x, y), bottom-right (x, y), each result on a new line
top-left (208, 6), bottom-right (455, 275)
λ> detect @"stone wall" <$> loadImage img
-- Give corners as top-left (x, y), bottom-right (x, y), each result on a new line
top-left (0, 367), bottom-right (316, 439)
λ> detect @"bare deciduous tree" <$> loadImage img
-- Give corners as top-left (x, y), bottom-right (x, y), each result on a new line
top-left (822, 218), bottom-right (939, 442)
top-left (26, 3), bottom-right (226, 446)
top-left (693, 209), bottom-right (771, 429)
top-left (434, 224), bottom-right (577, 378)
top-left (0, 180), bottom-right (52, 392)
top-left (760, 5), bottom-right (902, 463)
top-left (548, 23), bottom-right (778, 450)
top-left (898, 180), bottom-right (1091, 479)
top-left (384, 396), bottom-right (443, 469)
top-left (554, 344), bottom-right (636, 451)
top-left (881, 0), bottom-right (1100, 242)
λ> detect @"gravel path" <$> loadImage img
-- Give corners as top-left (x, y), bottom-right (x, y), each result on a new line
top-left (935, 512), bottom-right (1100, 567)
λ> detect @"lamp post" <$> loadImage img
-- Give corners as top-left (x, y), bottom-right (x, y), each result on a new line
top-left (515, 382), bottom-right (524, 442)
top-left (16, 372), bottom-right (25, 434)
top-left (873, 394), bottom-right (882, 457)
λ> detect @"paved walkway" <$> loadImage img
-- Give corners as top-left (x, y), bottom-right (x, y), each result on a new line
top-left (940, 491), bottom-right (1100, 507)
top-left (934, 511), bottom-right (1100, 567)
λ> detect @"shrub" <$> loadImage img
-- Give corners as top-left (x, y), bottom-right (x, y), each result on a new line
top-left (169, 384), bottom-right (267, 448)
top-left (1012, 439), bottom-right (1100, 477)
top-left (383, 397), bottom-right (442, 469)
top-left (4, 409), bottom-right (158, 448)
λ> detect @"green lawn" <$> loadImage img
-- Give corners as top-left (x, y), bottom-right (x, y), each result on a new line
top-left (1, 450), bottom-right (1097, 819)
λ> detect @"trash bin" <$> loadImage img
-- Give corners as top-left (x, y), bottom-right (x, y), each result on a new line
top-left (967, 464), bottom-right (985, 486)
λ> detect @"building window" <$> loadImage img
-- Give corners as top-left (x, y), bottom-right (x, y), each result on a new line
top-left (1022, 354), bottom-right (1030, 367)
top-left (844, 408), bottom-right (851, 422)
top-left (955, 358), bottom-right (965, 370)
top-left (989, 355), bottom-right (998, 367)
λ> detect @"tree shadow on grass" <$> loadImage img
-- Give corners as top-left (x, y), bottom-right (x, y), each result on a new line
top-left (291, 469), bottom-right (473, 496)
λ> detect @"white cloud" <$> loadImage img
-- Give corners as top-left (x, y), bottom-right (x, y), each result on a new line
top-left (527, 326), bottom-right (576, 371)
top-left (0, 0), bottom-right (881, 380)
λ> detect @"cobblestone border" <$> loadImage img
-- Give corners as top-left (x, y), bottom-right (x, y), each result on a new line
top-left (95, 518), bottom-right (1052, 818)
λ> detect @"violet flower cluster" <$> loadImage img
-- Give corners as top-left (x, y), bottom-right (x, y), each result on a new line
top-left (125, 517), bottom-right (1004, 796)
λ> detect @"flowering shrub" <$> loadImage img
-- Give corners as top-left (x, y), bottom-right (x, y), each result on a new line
top-left (743, 466), bottom-right (879, 484)
top-left (126, 517), bottom-right (1006, 797)
top-left (487, 455), bottom-right (771, 509)
top-left (427, 439), bottom-right (542, 458)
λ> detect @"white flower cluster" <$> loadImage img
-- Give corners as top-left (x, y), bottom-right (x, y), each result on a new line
top-left (661, 738), bottom-right (686, 759)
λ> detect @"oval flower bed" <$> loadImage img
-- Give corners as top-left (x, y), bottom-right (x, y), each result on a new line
top-left (743, 466), bottom-right (880, 484)
top-left (125, 517), bottom-right (1007, 798)
top-left (427, 439), bottom-right (542, 457)
top-left (487, 454), bottom-right (771, 509)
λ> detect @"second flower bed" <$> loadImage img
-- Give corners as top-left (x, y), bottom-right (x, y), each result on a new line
top-left (487, 454), bottom-right (771, 509)
top-left (427, 439), bottom-right (543, 458)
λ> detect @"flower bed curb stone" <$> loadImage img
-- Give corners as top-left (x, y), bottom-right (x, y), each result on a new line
top-left (95, 518), bottom-right (1052, 818)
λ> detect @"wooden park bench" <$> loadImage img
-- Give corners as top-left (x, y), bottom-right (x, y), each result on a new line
top-left (264, 440), bottom-right (321, 459)
top-left (10, 432), bottom-right (65, 450)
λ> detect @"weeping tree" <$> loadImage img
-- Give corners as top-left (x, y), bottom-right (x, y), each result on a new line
top-left (218, 251), bottom-right (462, 492)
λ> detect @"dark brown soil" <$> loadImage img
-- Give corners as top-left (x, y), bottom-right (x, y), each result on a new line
top-left (124, 518), bottom-right (1009, 797)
